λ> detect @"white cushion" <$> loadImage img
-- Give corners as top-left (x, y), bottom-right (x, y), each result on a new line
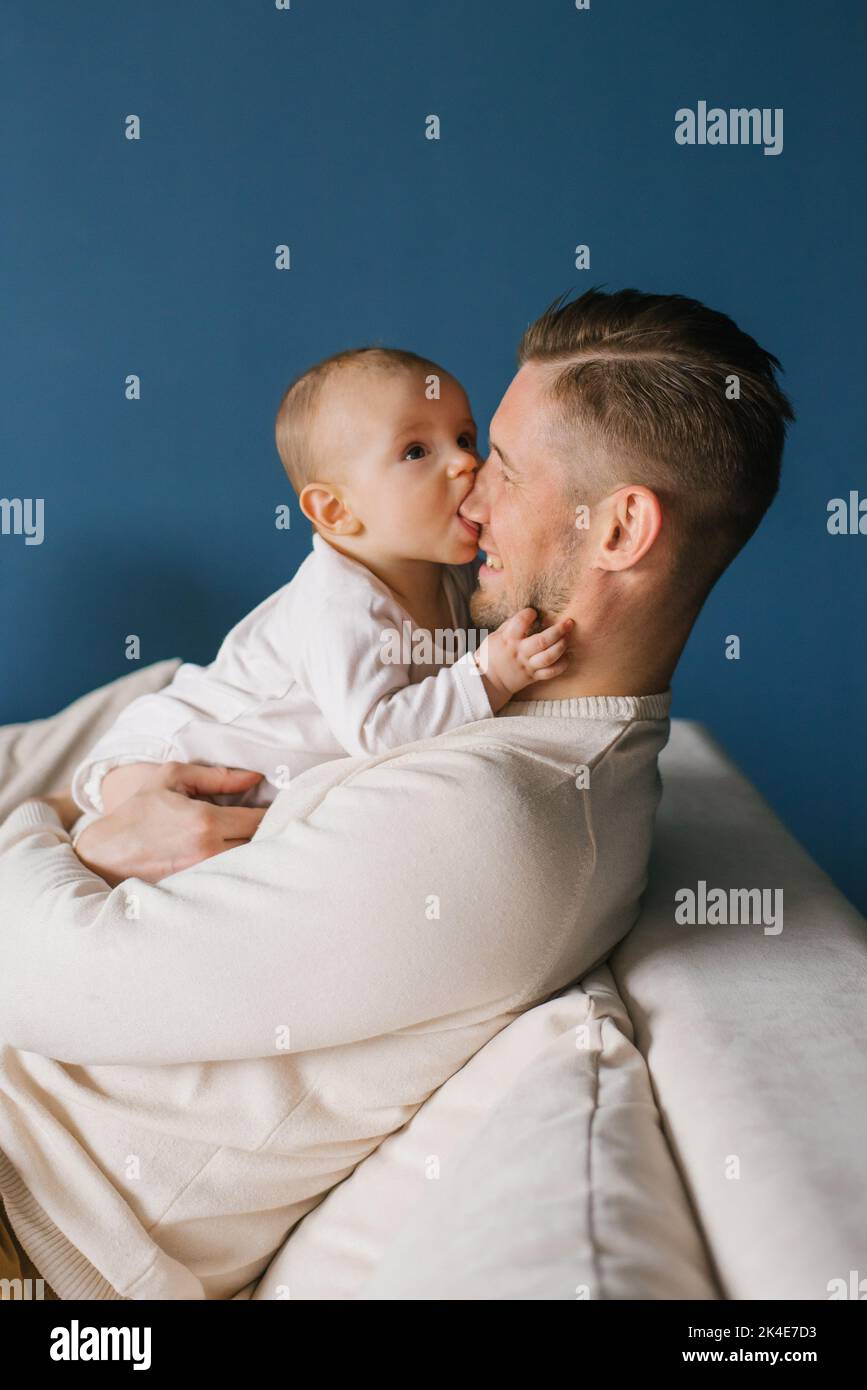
top-left (253, 964), bottom-right (718, 1300)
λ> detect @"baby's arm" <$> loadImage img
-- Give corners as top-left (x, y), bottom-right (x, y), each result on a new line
top-left (295, 598), bottom-right (488, 755)
top-left (296, 588), bottom-right (572, 755)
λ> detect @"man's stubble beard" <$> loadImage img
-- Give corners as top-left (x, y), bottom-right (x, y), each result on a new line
top-left (469, 526), bottom-right (584, 633)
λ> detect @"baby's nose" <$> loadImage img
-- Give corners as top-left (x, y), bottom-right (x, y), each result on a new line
top-left (447, 452), bottom-right (478, 477)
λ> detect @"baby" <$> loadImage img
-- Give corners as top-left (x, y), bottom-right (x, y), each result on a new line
top-left (71, 347), bottom-right (572, 832)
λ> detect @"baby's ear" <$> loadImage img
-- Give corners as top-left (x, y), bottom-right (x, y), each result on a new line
top-left (298, 483), bottom-right (361, 535)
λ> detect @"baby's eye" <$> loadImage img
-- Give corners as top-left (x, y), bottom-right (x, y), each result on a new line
top-left (403, 444), bottom-right (427, 461)
top-left (458, 432), bottom-right (477, 451)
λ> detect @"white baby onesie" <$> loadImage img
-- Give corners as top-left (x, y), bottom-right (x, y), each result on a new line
top-left (71, 533), bottom-right (492, 818)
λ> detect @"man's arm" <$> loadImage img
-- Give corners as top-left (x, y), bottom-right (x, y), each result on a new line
top-left (0, 750), bottom-right (574, 1068)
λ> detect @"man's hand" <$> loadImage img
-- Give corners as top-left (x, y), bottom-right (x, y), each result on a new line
top-left (100, 762), bottom-right (170, 812)
top-left (72, 763), bottom-right (266, 886)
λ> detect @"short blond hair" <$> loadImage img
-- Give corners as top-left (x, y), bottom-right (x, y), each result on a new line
top-left (274, 345), bottom-right (445, 495)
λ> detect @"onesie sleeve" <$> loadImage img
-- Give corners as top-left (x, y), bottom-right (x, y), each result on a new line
top-left (69, 664), bottom-right (259, 814)
top-left (293, 587), bottom-right (493, 757)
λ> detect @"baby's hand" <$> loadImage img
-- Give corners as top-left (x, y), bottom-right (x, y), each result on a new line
top-left (474, 609), bottom-right (574, 711)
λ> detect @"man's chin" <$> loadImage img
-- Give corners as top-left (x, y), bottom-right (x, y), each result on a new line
top-left (468, 587), bottom-right (512, 632)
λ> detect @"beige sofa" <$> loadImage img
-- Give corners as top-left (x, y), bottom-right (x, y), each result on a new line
top-left (2, 663), bottom-right (864, 1300)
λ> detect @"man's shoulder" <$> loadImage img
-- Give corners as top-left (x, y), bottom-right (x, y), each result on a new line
top-left (276, 722), bottom-right (530, 802)
top-left (275, 709), bottom-right (667, 832)
top-left (344, 713), bottom-right (668, 842)
top-left (346, 720), bottom-right (576, 809)
top-left (376, 711), bottom-right (646, 772)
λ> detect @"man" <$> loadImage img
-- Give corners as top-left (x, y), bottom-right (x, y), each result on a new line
top-left (0, 288), bottom-right (793, 1300)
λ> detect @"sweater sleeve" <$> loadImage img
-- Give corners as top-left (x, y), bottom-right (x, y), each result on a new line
top-left (294, 591), bottom-right (492, 757)
top-left (0, 754), bottom-right (575, 1067)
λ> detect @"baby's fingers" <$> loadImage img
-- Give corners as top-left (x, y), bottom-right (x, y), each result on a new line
top-left (502, 607), bottom-right (539, 639)
top-left (532, 659), bottom-right (569, 681)
top-left (528, 636), bottom-right (569, 670)
top-left (521, 616), bottom-right (574, 660)
top-left (538, 615), bottom-right (574, 648)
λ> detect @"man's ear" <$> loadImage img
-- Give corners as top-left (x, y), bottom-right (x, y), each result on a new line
top-left (593, 485), bottom-right (663, 572)
top-left (298, 483), bottom-right (362, 536)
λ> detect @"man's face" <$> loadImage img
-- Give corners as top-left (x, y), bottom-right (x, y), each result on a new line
top-left (459, 362), bottom-right (586, 631)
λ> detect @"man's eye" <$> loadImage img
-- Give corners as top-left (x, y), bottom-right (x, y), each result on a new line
top-left (403, 444), bottom-right (426, 461)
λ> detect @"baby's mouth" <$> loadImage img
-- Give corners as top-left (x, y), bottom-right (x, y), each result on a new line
top-left (457, 508), bottom-right (481, 541)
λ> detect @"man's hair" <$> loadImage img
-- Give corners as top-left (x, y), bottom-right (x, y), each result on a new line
top-left (517, 287), bottom-right (795, 599)
top-left (274, 345), bottom-right (443, 495)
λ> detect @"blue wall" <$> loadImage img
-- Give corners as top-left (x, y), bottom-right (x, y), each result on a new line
top-left (2, 1), bottom-right (865, 911)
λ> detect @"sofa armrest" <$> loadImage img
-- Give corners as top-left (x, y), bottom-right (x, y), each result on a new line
top-left (611, 720), bottom-right (867, 1300)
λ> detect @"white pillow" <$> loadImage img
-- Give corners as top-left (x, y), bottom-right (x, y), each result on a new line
top-left (253, 964), bottom-right (718, 1300)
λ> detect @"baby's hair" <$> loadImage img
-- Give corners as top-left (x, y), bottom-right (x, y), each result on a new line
top-left (274, 345), bottom-right (448, 495)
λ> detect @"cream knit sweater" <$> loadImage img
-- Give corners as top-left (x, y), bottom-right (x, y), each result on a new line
top-left (0, 693), bottom-right (670, 1300)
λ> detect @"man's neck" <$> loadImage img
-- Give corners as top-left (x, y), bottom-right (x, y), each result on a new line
top-left (516, 661), bottom-right (671, 703)
top-left (514, 602), bottom-right (696, 703)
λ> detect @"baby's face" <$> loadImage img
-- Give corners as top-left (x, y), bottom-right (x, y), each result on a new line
top-left (318, 368), bottom-right (482, 564)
